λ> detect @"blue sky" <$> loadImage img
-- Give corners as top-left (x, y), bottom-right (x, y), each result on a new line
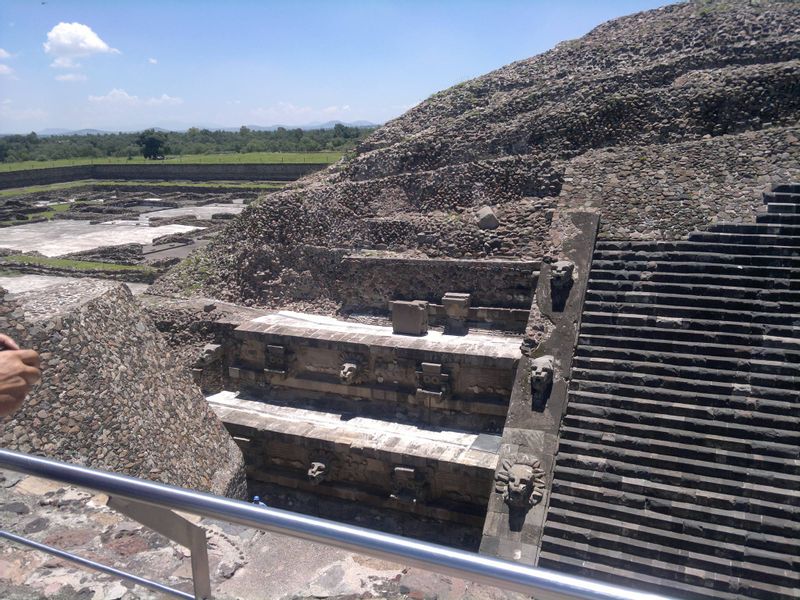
top-left (0, 1), bottom-right (671, 134)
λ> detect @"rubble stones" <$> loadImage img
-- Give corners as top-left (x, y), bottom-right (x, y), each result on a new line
top-left (0, 282), bottom-right (246, 498)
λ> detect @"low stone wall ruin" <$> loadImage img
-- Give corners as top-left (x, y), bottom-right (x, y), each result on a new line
top-left (0, 162), bottom-right (325, 190)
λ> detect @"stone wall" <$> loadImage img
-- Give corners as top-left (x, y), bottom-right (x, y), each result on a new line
top-left (339, 255), bottom-right (540, 311)
top-left (561, 125), bottom-right (800, 239)
top-left (226, 313), bottom-right (520, 433)
top-left (0, 163), bottom-right (325, 190)
top-left (0, 281), bottom-right (247, 498)
top-left (212, 394), bottom-right (498, 527)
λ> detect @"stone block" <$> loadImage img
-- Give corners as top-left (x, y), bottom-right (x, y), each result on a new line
top-left (442, 292), bottom-right (471, 319)
top-left (443, 292), bottom-right (471, 335)
top-left (390, 300), bottom-right (429, 336)
top-left (477, 206), bottom-right (499, 230)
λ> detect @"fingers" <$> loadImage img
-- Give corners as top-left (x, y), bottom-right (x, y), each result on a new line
top-left (0, 393), bottom-right (25, 417)
top-left (18, 364), bottom-right (41, 385)
top-left (0, 376), bottom-right (30, 417)
top-left (0, 335), bottom-right (19, 351)
top-left (15, 350), bottom-right (40, 368)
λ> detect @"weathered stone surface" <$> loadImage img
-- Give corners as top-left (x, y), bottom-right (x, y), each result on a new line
top-left (0, 282), bottom-right (246, 498)
top-left (390, 300), bottom-right (429, 336)
top-left (477, 206), bottom-right (500, 230)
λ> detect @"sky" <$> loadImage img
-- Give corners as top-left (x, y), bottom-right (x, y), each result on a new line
top-left (0, 1), bottom-right (672, 134)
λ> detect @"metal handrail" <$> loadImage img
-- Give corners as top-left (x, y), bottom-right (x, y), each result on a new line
top-left (0, 449), bottom-right (674, 600)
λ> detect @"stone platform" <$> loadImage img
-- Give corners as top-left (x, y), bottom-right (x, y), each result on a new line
top-left (208, 391), bottom-right (500, 527)
top-left (228, 311), bottom-right (521, 432)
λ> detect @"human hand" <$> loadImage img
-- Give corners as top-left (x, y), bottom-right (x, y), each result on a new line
top-left (0, 334), bottom-right (20, 351)
top-left (0, 348), bottom-right (41, 417)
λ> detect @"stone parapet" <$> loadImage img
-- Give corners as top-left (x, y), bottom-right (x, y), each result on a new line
top-left (209, 392), bottom-right (500, 526)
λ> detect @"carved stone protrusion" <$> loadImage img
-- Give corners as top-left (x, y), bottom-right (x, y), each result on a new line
top-left (339, 362), bottom-right (359, 385)
top-left (414, 362), bottom-right (451, 407)
top-left (442, 292), bottom-right (471, 336)
top-left (390, 300), bottom-right (429, 336)
top-left (390, 465), bottom-right (430, 504)
top-left (264, 344), bottom-right (287, 375)
top-left (550, 259), bottom-right (575, 311)
top-left (307, 461), bottom-right (328, 484)
top-left (529, 355), bottom-right (554, 408)
top-left (494, 454), bottom-right (546, 509)
top-left (195, 343), bottom-right (222, 367)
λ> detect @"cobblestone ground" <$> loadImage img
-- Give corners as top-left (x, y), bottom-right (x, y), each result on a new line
top-left (0, 471), bottom-right (525, 600)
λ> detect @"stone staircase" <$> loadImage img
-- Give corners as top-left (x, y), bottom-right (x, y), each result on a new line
top-left (538, 184), bottom-right (800, 600)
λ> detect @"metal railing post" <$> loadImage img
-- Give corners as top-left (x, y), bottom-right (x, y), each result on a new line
top-left (108, 496), bottom-right (212, 599)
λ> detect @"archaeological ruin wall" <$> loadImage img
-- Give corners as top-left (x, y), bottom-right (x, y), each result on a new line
top-left (0, 281), bottom-right (247, 498)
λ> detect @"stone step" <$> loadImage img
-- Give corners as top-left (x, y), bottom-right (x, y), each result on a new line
top-left (580, 310), bottom-right (797, 339)
top-left (545, 507), bottom-right (799, 581)
top-left (552, 465), bottom-right (797, 522)
top-left (537, 550), bottom-right (741, 600)
top-left (588, 278), bottom-right (799, 301)
top-left (572, 355), bottom-right (797, 396)
top-left (594, 239), bottom-right (800, 256)
top-left (549, 479), bottom-right (800, 538)
top-left (577, 333), bottom-right (798, 363)
top-left (591, 257), bottom-right (797, 277)
top-left (766, 202), bottom-right (800, 214)
top-left (584, 289), bottom-right (800, 316)
top-left (707, 222), bottom-right (800, 236)
top-left (567, 390), bottom-right (800, 434)
top-left (574, 344), bottom-right (799, 378)
top-left (542, 519), bottom-right (800, 593)
top-left (764, 189), bottom-right (800, 204)
top-left (558, 430), bottom-right (800, 489)
top-left (571, 378), bottom-right (799, 418)
top-left (688, 231), bottom-right (800, 247)
top-left (554, 452), bottom-right (800, 507)
top-left (561, 412), bottom-right (799, 461)
top-left (570, 367), bottom-right (795, 403)
top-left (757, 213), bottom-right (800, 225)
top-left (540, 536), bottom-right (799, 600)
top-left (769, 184), bottom-right (800, 196)
top-left (582, 299), bottom-right (793, 325)
top-left (590, 268), bottom-right (798, 291)
top-left (579, 323), bottom-right (800, 352)
top-left (593, 248), bottom-right (800, 269)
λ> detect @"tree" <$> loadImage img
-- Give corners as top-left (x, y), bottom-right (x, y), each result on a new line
top-left (136, 129), bottom-right (168, 159)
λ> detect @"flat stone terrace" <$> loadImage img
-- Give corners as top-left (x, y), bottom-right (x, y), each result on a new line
top-left (209, 391), bottom-right (499, 470)
top-left (208, 391), bottom-right (500, 526)
top-left (244, 311), bottom-right (521, 364)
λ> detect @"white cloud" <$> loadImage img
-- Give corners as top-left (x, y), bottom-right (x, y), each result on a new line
top-left (0, 49), bottom-right (11, 60)
top-left (147, 57), bottom-right (158, 64)
top-left (44, 22), bottom-right (118, 69)
top-left (0, 64), bottom-right (14, 77)
top-left (88, 88), bottom-right (183, 106)
top-left (56, 72), bottom-right (87, 82)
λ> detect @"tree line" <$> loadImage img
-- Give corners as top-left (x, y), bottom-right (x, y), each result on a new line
top-left (0, 124), bottom-right (375, 162)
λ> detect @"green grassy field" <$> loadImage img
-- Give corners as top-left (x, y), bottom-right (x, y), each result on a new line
top-left (0, 151), bottom-right (342, 172)
top-left (0, 179), bottom-right (287, 199)
top-left (0, 254), bottom-right (156, 273)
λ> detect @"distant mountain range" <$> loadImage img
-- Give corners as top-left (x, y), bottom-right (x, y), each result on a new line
top-left (32, 121), bottom-right (379, 137)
